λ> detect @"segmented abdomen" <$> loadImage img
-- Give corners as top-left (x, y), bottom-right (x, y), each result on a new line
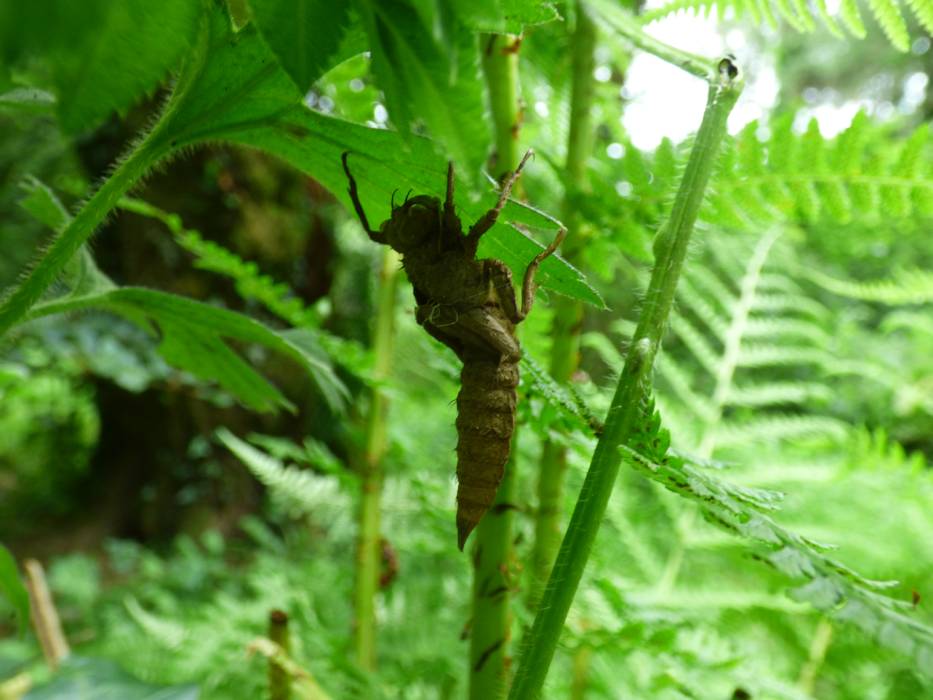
top-left (455, 356), bottom-right (519, 550)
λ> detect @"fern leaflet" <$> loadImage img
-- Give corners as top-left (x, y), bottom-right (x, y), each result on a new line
top-left (623, 394), bottom-right (933, 670)
top-left (641, 0), bottom-right (932, 51)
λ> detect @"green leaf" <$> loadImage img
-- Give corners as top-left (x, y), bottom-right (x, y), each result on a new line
top-left (230, 105), bottom-right (603, 307)
top-left (154, 4), bottom-right (303, 149)
top-left (622, 395), bottom-right (933, 671)
top-left (0, 545), bottom-right (29, 633)
top-left (18, 176), bottom-right (71, 231)
top-left (0, 87), bottom-right (56, 114)
top-left (24, 656), bottom-right (199, 700)
top-left (17, 176), bottom-right (115, 297)
top-left (217, 429), bottom-right (347, 518)
top-left (29, 288), bottom-right (348, 414)
top-left (7, 0), bottom-right (201, 134)
top-left (450, 0), bottom-right (560, 33)
top-left (154, 0), bottom-right (598, 305)
top-left (248, 0), bottom-right (357, 91)
top-left (355, 0), bottom-right (491, 179)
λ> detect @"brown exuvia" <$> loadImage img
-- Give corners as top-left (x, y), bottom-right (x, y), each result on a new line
top-left (341, 151), bottom-right (565, 549)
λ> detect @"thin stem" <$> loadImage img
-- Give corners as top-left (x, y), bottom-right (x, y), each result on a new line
top-left (268, 609), bottom-right (291, 700)
top-left (508, 60), bottom-right (742, 700)
top-left (590, 0), bottom-right (714, 80)
top-left (569, 644), bottom-right (593, 700)
top-left (24, 559), bottom-right (70, 671)
top-left (469, 31), bottom-right (523, 700)
top-left (529, 1), bottom-right (597, 608)
top-left (0, 136), bottom-right (166, 339)
top-left (798, 617), bottom-right (834, 694)
top-left (352, 248), bottom-right (400, 671)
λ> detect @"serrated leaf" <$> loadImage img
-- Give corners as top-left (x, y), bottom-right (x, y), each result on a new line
top-left (450, 0), bottom-right (560, 33)
top-left (356, 0), bottom-right (491, 179)
top-left (29, 288), bottom-right (348, 413)
top-left (31, 0), bottom-right (200, 134)
top-left (249, 0), bottom-right (357, 91)
top-left (155, 4), bottom-right (303, 149)
top-left (19, 176), bottom-right (70, 231)
top-left (149, 1), bottom-right (599, 308)
top-left (230, 106), bottom-right (604, 307)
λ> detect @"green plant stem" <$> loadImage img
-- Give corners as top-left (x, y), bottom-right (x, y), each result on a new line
top-left (590, 0), bottom-right (713, 80)
top-left (469, 449), bottom-right (519, 698)
top-left (798, 617), bottom-right (834, 694)
top-left (481, 34), bottom-right (521, 182)
top-left (569, 644), bottom-right (592, 700)
top-left (529, 1), bottom-right (597, 609)
top-left (469, 32), bottom-right (523, 700)
top-left (508, 59), bottom-right (742, 700)
top-left (352, 248), bottom-right (399, 671)
top-left (268, 609), bottom-right (291, 700)
top-left (0, 136), bottom-right (166, 339)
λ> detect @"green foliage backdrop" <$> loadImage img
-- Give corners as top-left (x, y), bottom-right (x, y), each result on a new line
top-left (0, 0), bottom-right (931, 698)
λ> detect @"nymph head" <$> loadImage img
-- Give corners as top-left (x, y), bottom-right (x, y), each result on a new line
top-left (381, 194), bottom-right (442, 253)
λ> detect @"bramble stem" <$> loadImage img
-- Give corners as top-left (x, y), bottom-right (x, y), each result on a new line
top-left (469, 31), bottom-right (524, 700)
top-left (352, 247), bottom-right (400, 670)
top-left (0, 136), bottom-right (166, 339)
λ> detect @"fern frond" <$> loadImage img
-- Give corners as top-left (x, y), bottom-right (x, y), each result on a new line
top-left (742, 317), bottom-right (830, 345)
top-left (119, 197), bottom-right (319, 328)
top-left (905, 0), bottom-right (933, 33)
top-left (656, 355), bottom-right (718, 422)
top-left (669, 314), bottom-right (722, 376)
top-left (803, 267), bottom-right (933, 304)
top-left (714, 414), bottom-right (849, 446)
top-left (709, 117), bottom-right (933, 227)
top-left (845, 426), bottom-right (929, 474)
top-left (641, 0), bottom-right (930, 51)
top-left (735, 343), bottom-right (830, 367)
top-left (623, 396), bottom-right (933, 668)
top-left (676, 277), bottom-right (730, 336)
top-left (217, 429), bottom-right (350, 521)
top-left (124, 597), bottom-right (188, 649)
top-left (751, 293), bottom-right (830, 321)
top-left (725, 381), bottom-right (831, 407)
top-left (118, 197), bottom-right (372, 378)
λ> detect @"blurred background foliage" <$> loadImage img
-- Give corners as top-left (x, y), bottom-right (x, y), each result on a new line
top-left (0, 0), bottom-right (931, 698)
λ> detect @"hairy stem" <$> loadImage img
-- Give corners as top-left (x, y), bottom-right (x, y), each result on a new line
top-left (508, 59), bottom-right (742, 699)
top-left (469, 31), bottom-right (523, 700)
top-left (353, 248), bottom-right (400, 671)
top-left (0, 136), bottom-right (166, 339)
top-left (529, 1), bottom-right (597, 609)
